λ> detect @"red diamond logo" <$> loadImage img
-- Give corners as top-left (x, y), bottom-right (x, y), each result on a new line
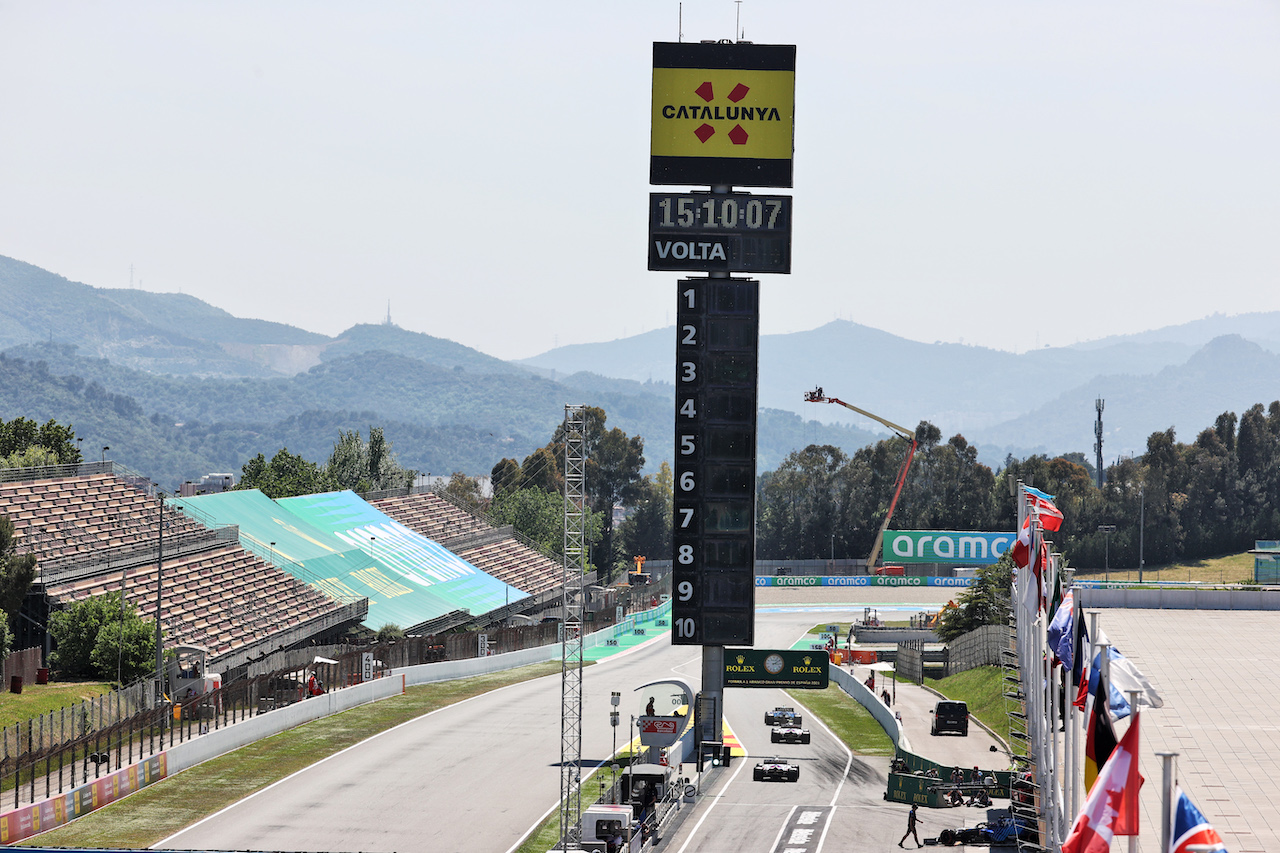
top-left (728, 83), bottom-right (750, 103)
top-left (694, 123), bottom-right (715, 143)
top-left (695, 81), bottom-right (715, 102)
top-left (728, 124), bottom-right (749, 145)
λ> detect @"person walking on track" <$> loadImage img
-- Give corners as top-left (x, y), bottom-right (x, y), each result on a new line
top-left (899, 803), bottom-right (920, 848)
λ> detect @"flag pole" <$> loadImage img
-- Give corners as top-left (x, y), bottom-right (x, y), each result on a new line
top-left (1125, 689), bottom-right (1141, 853)
top-left (1063, 568), bottom-right (1076, 830)
top-left (1047, 553), bottom-right (1062, 844)
top-left (1157, 751), bottom-right (1178, 853)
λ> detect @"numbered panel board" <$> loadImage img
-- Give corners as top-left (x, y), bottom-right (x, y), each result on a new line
top-left (672, 278), bottom-right (758, 646)
top-left (651, 42), bottom-right (796, 188)
top-left (649, 192), bottom-right (792, 274)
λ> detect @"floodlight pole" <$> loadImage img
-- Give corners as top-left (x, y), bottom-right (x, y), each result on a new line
top-left (155, 494), bottom-right (165, 698)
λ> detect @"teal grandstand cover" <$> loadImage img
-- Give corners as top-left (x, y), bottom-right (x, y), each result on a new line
top-left (180, 489), bottom-right (527, 631)
top-left (279, 490), bottom-right (527, 622)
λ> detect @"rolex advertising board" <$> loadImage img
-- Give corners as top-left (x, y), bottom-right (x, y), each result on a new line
top-left (724, 649), bottom-right (829, 689)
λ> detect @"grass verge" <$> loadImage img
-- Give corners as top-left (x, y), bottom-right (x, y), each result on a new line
top-left (20, 662), bottom-right (567, 848)
top-left (1072, 550), bottom-right (1253, 585)
top-left (785, 684), bottom-right (894, 757)
top-left (927, 667), bottom-right (1005, 740)
top-left (0, 682), bottom-right (114, 730)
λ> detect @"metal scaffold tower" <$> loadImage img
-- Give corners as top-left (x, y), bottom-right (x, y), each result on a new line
top-left (559, 404), bottom-right (587, 849)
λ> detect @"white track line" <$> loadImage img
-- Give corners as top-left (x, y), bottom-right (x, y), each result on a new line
top-left (153, 674), bottom-right (553, 849)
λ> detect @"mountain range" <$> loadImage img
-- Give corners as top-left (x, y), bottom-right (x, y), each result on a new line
top-left (4, 253), bottom-right (1280, 488)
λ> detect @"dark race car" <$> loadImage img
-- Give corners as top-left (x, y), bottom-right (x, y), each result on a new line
top-left (764, 706), bottom-right (802, 726)
top-left (770, 724), bottom-right (811, 744)
top-left (753, 757), bottom-right (800, 782)
top-left (926, 816), bottom-right (1038, 847)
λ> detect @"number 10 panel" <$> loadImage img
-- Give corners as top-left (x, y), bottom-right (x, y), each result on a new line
top-left (672, 278), bottom-right (758, 646)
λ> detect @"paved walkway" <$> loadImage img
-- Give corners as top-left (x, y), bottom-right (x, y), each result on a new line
top-left (1098, 609), bottom-right (1278, 853)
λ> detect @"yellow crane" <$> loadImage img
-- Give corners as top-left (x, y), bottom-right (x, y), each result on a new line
top-left (804, 387), bottom-right (918, 569)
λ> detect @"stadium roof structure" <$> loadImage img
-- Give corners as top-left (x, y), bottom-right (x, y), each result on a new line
top-left (181, 489), bottom-right (527, 631)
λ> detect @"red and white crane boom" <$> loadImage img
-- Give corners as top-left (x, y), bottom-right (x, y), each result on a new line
top-left (804, 387), bottom-right (918, 569)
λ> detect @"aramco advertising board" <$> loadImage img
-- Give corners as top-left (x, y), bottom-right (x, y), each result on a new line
top-left (883, 531), bottom-right (1016, 564)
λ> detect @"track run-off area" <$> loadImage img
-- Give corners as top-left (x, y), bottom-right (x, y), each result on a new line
top-left (140, 586), bottom-right (1005, 853)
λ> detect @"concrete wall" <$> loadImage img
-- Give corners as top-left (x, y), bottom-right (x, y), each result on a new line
top-left (830, 665), bottom-right (905, 753)
top-left (166, 675), bottom-right (407, 774)
top-left (1080, 586), bottom-right (1280, 610)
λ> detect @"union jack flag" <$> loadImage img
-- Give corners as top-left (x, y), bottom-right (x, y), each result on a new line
top-left (1170, 785), bottom-right (1227, 853)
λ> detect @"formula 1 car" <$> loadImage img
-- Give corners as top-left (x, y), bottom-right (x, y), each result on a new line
top-left (764, 706), bottom-right (802, 726)
top-left (770, 724), bottom-right (811, 744)
top-left (925, 816), bottom-right (1037, 846)
top-left (753, 757), bottom-right (800, 782)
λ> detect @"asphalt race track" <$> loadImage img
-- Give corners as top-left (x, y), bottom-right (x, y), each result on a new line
top-left (157, 592), bottom-right (1002, 853)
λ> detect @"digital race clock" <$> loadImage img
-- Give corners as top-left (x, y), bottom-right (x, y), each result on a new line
top-left (648, 192), bottom-right (792, 274)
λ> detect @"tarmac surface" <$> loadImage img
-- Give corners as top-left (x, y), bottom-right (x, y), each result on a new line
top-left (1099, 608), bottom-right (1278, 853)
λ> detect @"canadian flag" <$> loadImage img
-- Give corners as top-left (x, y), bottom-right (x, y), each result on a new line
top-left (1062, 712), bottom-right (1142, 853)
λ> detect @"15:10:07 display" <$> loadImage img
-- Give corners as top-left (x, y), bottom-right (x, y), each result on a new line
top-left (651, 193), bottom-right (790, 231)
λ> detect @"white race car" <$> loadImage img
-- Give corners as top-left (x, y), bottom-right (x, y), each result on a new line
top-left (770, 724), bottom-right (811, 744)
top-left (753, 756), bottom-right (800, 782)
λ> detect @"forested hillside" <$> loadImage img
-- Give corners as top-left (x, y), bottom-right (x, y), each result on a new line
top-left (0, 346), bottom-right (878, 489)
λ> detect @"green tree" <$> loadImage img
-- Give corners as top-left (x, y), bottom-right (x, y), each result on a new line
top-left (614, 462), bottom-right (674, 570)
top-left (935, 551), bottom-right (1013, 643)
top-left (441, 472), bottom-right (484, 508)
top-left (488, 487), bottom-right (604, 561)
top-left (490, 458), bottom-right (523, 496)
top-left (0, 416), bottom-right (82, 468)
top-left (375, 623), bottom-right (406, 642)
top-left (327, 426), bottom-right (416, 493)
top-left (50, 593), bottom-right (125, 678)
top-left (238, 448), bottom-right (333, 498)
top-left (0, 516), bottom-right (37, 625)
top-left (89, 608), bottom-right (157, 685)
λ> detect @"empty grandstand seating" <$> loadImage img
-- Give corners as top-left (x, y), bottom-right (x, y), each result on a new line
top-left (371, 491), bottom-right (492, 544)
top-left (0, 469), bottom-right (364, 669)
top-left (371, 491), bottom-right (564, 596)
top-left (49, 544), bottom-right (343, 660)
top-left (0, 473), bottom-right (203, 561)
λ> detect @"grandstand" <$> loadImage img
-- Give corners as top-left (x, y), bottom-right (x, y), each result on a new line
top-left (279, 490), bottom-right (531, 629)
top-left (0, 464), bottom-right (366, 673)
top-left (181, 488), bottom-right (528, 633)
top-left (370, 489), bottom-right (564, 596)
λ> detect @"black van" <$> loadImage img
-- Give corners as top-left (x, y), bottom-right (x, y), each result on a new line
top-left (930, 700), bottom-right (969, 736)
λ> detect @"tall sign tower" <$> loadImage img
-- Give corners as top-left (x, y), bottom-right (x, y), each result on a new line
top-left (650, 40), bottom-right (795, 750)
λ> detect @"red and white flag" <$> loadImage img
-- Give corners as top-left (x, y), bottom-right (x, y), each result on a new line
top-left (1062, 712), bottom-right (1142, 853)
top-left (1023, 486), bottom-right (1064, 532)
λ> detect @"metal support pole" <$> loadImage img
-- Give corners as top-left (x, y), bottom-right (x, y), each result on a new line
top-left (702, 646), bottom-right (724, 749)
top-left (156, 494), bottom-right (165, 694)
top-left (1139, 487), bottom-right (1145, 582)
top-left (1157, 752), bottom-right (1178, 853)
top-left (1126, 690), bottom-right (1140, 853)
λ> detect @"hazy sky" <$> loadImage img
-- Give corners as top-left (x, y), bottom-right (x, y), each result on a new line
top-left (2, 1), bottom-right (1278, 361)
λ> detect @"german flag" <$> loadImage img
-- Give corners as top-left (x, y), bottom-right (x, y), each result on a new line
top-left (1084, 666), bottom-right (1118, 792)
